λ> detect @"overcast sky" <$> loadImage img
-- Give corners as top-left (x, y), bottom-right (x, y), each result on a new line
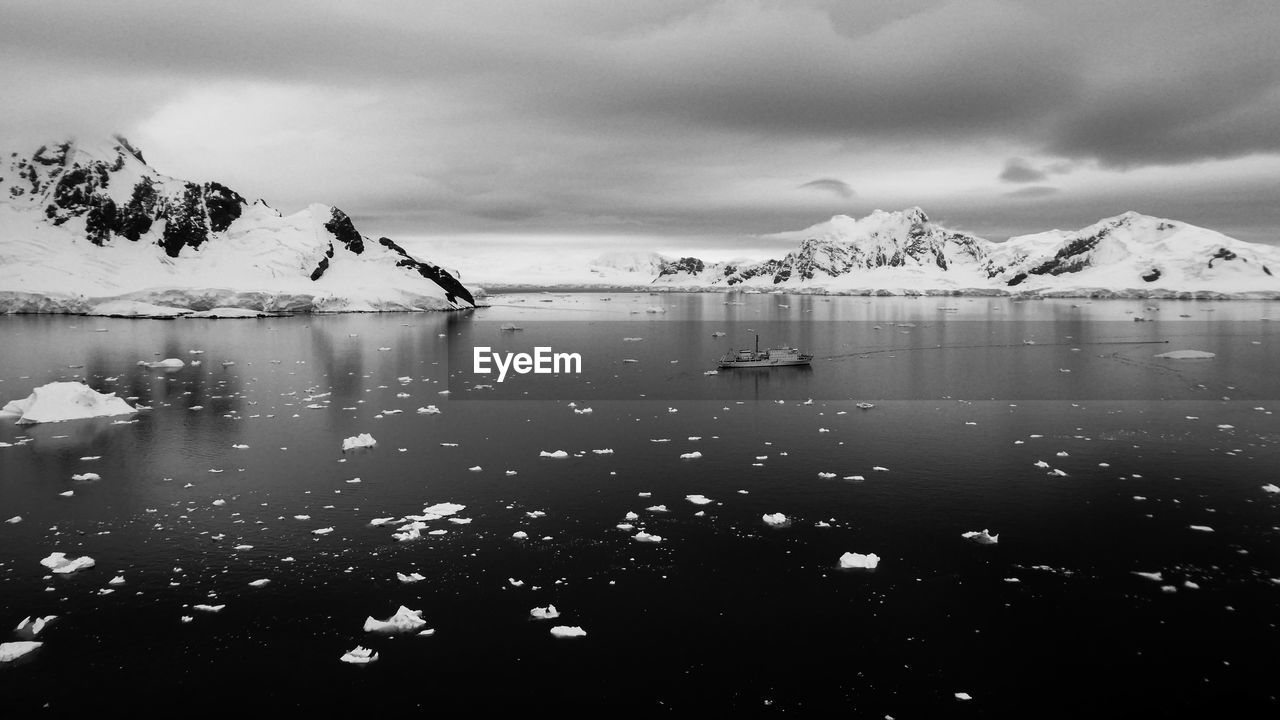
top-left (3, 0), bottom-right (1279, 256)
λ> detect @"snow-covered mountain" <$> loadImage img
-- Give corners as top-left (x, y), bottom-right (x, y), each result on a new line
top-left (0, 137), bottom-right (475, 313)
top-left (643, 207), bottom-right (1280, 298)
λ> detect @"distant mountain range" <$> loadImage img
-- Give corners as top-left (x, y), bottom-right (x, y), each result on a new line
top-left (477, 206), bottom-right (1277, 298)
top-left (0, 137), bottom-right (475, 313)
top-left (2, 139), bottom-right (1277, 310)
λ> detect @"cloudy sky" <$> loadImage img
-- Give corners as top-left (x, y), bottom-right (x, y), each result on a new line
top-left (3, 0), bottom-right (1279, 257)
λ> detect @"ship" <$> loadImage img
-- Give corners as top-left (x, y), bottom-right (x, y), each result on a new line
top-left (717, 335), bottom-right (812, 368)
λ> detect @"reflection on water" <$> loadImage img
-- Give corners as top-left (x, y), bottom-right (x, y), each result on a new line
top-left (0, 294), bottom-right (1277, 714)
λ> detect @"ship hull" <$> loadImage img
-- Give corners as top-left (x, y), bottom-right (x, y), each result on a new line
top-left (717, 358), bottom-right (812, 368)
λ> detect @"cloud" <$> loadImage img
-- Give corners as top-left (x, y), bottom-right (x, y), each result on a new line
top-left (998, 158), bottom-right (1047, 183)
top-left (1, 0), bottom-right (1277, 244)
top-left (798, 178), bottom-right (855, 199)
top-left (1003, 186), bottom-right (1059, 199)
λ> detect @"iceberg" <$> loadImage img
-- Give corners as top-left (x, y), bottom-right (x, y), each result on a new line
top-left (839, 552), bottom-right (880, 569)
top-left (363, 605), bottom-right (427, 634)
top-left (342, 433), bottom-right (377, 451)
top-left (550, 625), bottom-right (587, 638)
top-left (340, 646), bottom-right (379, 664)
top-left (530, 605), bottom-right (560, 620)
top-left (0, 641), bottom-right (42, 663)
top-left (961, 529), bottom-right (1000, 545)
top-left (2, 382), bottom-right (136, 424)
top-left (140, 358), bottom-right (185, 368)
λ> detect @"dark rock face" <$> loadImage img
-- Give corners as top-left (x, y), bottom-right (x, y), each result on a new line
top-left (376, 237), bottom-right (475, 306)
top-left (1142, 268), bottom-right (1161, 282)
top-left (324, 208), bottom-right (364, 254)
top-left (656, 257), bottom-right (706, 278)
top-left (1208, 247), bottom-right (1238, 267)
top-left (204, 182), bottom-right (245, 233)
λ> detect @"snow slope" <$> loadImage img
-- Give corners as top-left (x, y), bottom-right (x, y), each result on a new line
top-left (0, 138), bottom-right (476, 313)
top-left (614, 208), bottom-right (1280, 298)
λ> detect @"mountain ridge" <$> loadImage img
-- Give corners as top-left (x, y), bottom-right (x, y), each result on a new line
top-left (1, 137), bottom-right (476, 313)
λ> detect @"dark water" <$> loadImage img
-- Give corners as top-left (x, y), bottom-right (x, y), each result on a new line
top-left (1, 293), bottom-right (1277, 715)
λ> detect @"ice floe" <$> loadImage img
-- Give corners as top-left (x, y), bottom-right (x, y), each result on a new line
top-left (363, 605), bottom-right (427, 634)
top-left (961, 529), bottom-right (999, 545)
top-left (341, 433), bottom-right (377, 451)
top-left (16, 615), bottom-right (55, 637)
top-left (40, 552), bottom-right (95, 574)
top-left (0, 641), bottom-right (42, 663)
top-left (340, 646), bottom-right (378, 664)
top-left (2, 381), bottom-right (136, 424)
top-left (839, 552), bottom-right (880, 569)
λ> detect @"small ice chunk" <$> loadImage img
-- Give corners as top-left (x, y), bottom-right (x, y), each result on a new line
top-left (417, 405), bottom-right (441, 414)
top-left (1154, 350), bottom-right (1215, 359)
top-left (839, 552), bottom-right (880, 569)
top-left (1133, 571), bottom-right (1163, 582)
top-left (685, 494), bottom-right (713, 505)
top-left (193, 604), bottom-right (225, 613)
top-left (646, 505), bottom-right (668, 512)
top-left (312, 527), bottom-right (334, 535)
top-left (108, 575), bottom-right (125, 585)
top-left (1189, 525), bottom-right (1214, 532)
top-left (531, 605), bottom-right (560, 620)
top-left (364, 605), bottom-right (427, 634)
top-left (5, 516), bottom-right (20, 524)
top-left (955, 692), bottom-right (972, 701)
top-left (71, 473), bottom-right (100, 481)
top-left (762, 513), bottom-right (788, 526)
top-left (341, 433), bottom-right (377, 451)
top-left (550, 625), bottom-right (587, 638)
top-left (508, 578), bottom-right (525, 587)
top-left (340, 646), bottom-right (378, 664)
top-left (398, 572), bottom-right (426, 583)
top-left (248, 578), bottom-right (271, 587)
top-left (512, 531), bottom-right (528, 539)
top-left (817, 472), bottom-right (836, 479)
top-left (1262, 484), bottom-right (1280, 494)
top-left (540, 450), bottom-right (569, 458)
top-left (679, 451), bottom-right (702, 459)
top-left (633, 531), bottom-right (663, 543)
